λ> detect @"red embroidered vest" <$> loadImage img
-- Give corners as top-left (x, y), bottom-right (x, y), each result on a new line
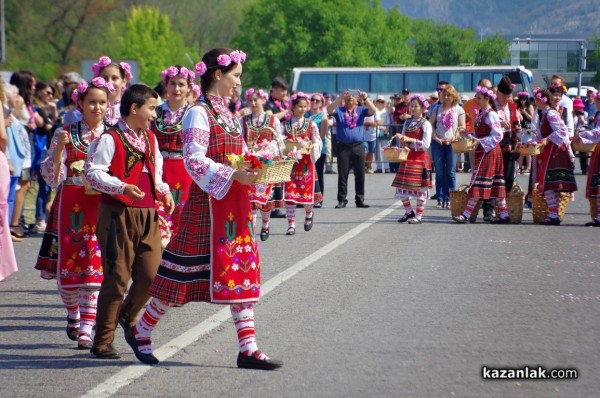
top-left (102, 126), bottom-right (157, 206)
top-left (152, 103), bottom-right (189, 153)
top-left (242, 114), bottom-right (277, 147)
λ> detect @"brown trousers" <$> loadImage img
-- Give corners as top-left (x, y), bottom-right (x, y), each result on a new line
top-left (92, 203), bottom-right (161, 350)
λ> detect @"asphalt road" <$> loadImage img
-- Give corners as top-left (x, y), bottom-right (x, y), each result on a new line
top-left (1, 170), bottom-right (598, 398)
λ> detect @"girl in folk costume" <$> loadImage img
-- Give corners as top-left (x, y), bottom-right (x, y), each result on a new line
top-left (453, 86), bottom-right (511, 224)
top-left (574, 125), bottom-right (600, 226)
top-left (152, 65), bottom-right (195, 239)
top-left (126, 48), bottom-right (283, 370)
top-left (282, 92), bottom-right (322, 236)
top-left (532, 87), bottom-right (577, 225)
top-left (35, 78), bottom-right (114, 349)
top-left (306, 92), bottom-right (329, 208)
top-left (392, 95), bottom-right (432, 224)
top-left (92, 55), bottom-right (133, 126)
top-left (241, 87), bottom-right (285, 241)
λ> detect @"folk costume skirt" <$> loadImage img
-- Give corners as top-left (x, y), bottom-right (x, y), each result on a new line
top-left (391, 150), bottom-right (432, 198)
top-left (284, 156), bottom-right (315, 205)
top-left (536, 142), bottom-right (577, 194)
top-left (468, 145), bottom-right (506, 200)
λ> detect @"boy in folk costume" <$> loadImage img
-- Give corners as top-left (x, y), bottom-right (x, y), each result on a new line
top-left (85, 84), bottom-right (174, 359)
top-left (241, 87), bottom-right (285, 241)
top-left (125, 48), bottom-right (282, 370)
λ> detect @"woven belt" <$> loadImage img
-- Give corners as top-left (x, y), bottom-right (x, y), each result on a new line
top-left (160, 151), bottom-right (184, 159)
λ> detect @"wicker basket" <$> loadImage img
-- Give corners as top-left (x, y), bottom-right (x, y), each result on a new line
top-left (237, 160), bottom-right (295, 184)
top-left (449, 184), bottom-right (480, 223)
top-left (284, 140), bottom-right (312, 154)
top-left (384, 145), bottom-right (410, 162)
top-left (531, 183), bottom-right (570, 223)
top-left (518, 143), bottom-right (543, 156)
top-left (501, 183), bottom-right (525, 223)
top-left (572, 141), bottom-right (597, 153)
top-left (451, 137), bottom-right (477, 154)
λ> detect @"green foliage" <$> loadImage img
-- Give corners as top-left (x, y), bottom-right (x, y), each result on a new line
top-left (591, 37), bottom-right (600, 84)
top-left (475, 34), bottom-right (510, 65)
top-left (104, 6), bottom-right (196, 84)
top-left (411, 19), bottom-right (476, 66)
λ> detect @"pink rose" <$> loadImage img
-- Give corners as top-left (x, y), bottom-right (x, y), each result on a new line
top-left (105, 82), bottom-right (115, 93)
top-left (217, 54), bottom-right (231, 67)
top-left (230, 51), bottom-right (242, 64)
top-left (98, 56), bottom-right (111, 67)
top-left (91, 77), bottom-right (106, 87)
top-left (167, 66), bottom-right (179, 78)
top-left (92, 64), bottom-right (101, 77)
top-left (195, 61), bottom-right (207, 76)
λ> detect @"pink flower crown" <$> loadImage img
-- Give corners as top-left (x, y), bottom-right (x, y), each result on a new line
top-left (410, 94), bottom-right (429, 109)
top-left (194, 50), bottom-right (247, 77)
top-left (595, 91), bottom-right (600, 99)
top-left (532, 86), bottom-right (542, 94)
top-left (244, 88), bottom-right (268, 102)
top-left (92, 55), bottom-right (133, 81)
top-left (476, 86), bottom-right (497, 101)
top-left (535, 92), bottom-right (548, 103)
top-left (517, 91), bottom-right (529, 98)
top-left (191, 84), bottom-right (201, 99)
top-left (284, 92), bottom-right (310, 120)
top-left (71, 77), bottom-right (116, 104)
top-left (160, 65), bottom-right (196, 86)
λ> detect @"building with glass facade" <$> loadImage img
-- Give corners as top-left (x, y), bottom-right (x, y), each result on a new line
top-left (510, 36), bottom-right (598, 88)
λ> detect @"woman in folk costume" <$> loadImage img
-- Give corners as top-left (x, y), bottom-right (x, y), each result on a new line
top-left (241, 87), bottom-right (284, 241)
top-left (35, 78), bottom-right (114, 349)
top-left (392, 94), bottom-right (432, 224)
top-left (453, 86), bottom-right (511, 224)
top-left (532, 87), bottom-right (577, 225)
top-left (126, 48), bottom-right (283, 370)
top-left (92, 55), bottom-right (133, 126)
top-left (306, 92), bottom-right (329, 208)
top-left (281, 92), bottom-right (322, 235)
top-left (152, 65), bottom-right (194, 239)
top-left (574, 125), bottom-right (600, 226)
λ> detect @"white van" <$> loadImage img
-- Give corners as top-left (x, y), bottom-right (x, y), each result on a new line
top-left (566, 85), bottom-right (597, 99)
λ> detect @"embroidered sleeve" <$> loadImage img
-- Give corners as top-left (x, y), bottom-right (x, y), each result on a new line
top-left (272, 117), bottom-right (285, 157)
top-left (414, 121), bottom-right (432, 151)
top-left (152, 135), bottom-right (170, 200)
top-left (479, 112), bottom-right (503, 153)
top-left (182, 106), bottom-right (234, 200)
top-left (547, 110), bottom-right (570, 146)
top-left (40, 127), bottom-right (66, 189)
top-left (84, 134), bottom-right (127, 195)
top-left (309, 120), bottom-right (322, 163)
top-left (578, 126), bottom-right (600, 144)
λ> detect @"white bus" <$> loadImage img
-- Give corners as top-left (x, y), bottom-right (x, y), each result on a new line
top-left (291, 65), bottom-right (534, 99)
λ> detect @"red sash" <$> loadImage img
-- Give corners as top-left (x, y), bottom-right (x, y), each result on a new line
top-left (57, 185), bottom-right (103, 288)
top-left (157, 158), bottom-right (193, 237)
top-left (209, 181), bottom-right (260, 303)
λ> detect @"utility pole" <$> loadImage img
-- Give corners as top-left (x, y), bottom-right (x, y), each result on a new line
top-left (577, 41), bottom-right (586, 97)
top-left (0, 0), bottom-right (5, 63)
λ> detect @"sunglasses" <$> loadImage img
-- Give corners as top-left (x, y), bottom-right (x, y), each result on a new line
top-left (436, 88), bottom-right (445, 92)
top-left (310, 98), bottom-right (322, 102)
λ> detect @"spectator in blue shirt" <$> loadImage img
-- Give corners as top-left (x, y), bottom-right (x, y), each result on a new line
top-left (327, 90), bottom-right (377, 208)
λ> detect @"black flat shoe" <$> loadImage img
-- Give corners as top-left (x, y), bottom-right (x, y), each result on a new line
top-left (585, 220), bottom-right (600, 227)
top-left (66, 317), bottom-right (80, 341)
top-left (397, 211), bottom-right (415, 223)
top-left (335, 200), bottom-right (348, 208)
top-left (125, 327), bottom-right (159, 365)
top-left (270, 208), bottom-right (286, 218)
top-left (304, 215), bottom-right (313, 231)
top-left (286, 226), bottom-right (295, 236)
top-left (77, 334), bottom-right (93, 350)
top-left (356, 202), bottom-right (370, 208)
top-left (542, 217), bottom-right (561, 226)
top-left (452, 215), bottom-right (468, 224)
top-left (118, 313), bottom-right (130, 334)
top-left (260, 227), bottom-right (270, 241)
top-left (237, 351), bottom-right (283, 370)
top-left (91, 344), bottom-right (121, 359)
top-left (490, 217), bottom-right (510, 224)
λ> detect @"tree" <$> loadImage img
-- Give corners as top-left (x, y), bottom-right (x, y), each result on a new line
top-left (474, 34), bottom-right (510, 65)
top-left (104, 6), bottom-right (196, 84)
top-left (411, 19), bottom-right (476, 66)
top-left (231, 0), bottom-right (414, 88)
top-left (591, 37), bottom-right (600, 84)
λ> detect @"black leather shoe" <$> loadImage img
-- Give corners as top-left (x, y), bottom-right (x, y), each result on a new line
top-left (585, 219), bottom-right (600, 227)
top-left (91, 344), bottom-right (121, 359)
top-left (270, 208), bottom-right (286, 218)
top-left (304, 215), bottom-right (313, 231)
top-left (356, 202), bottom-right (370, 208)
top-left (237, 351), bottom-right (283, 370)
top-left (452, 214), bottom-right (468, 224)
top-left (397, 211), bottom-right (415, 223)
top-left (125, 327), bottom-right (159, 365)
top-left (66, 316), bottom-right (80, 341)
top-left (335, 200), bottom-right (348, 208)
top-left (118, 313), bottom-right (130, 334)
top-left (490, 217), bottom-right (510, 224)
top-left (260, 227), bottom-right (270, 241)
top-left (542, 217), bottom-right (561, 226)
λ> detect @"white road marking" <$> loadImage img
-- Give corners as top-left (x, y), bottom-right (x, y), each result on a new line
top-left (80, 202), bottom-right (401, 398)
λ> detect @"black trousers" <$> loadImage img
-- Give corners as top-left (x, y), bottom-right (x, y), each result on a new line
top-left (336, 141), bottom-right (366, 203)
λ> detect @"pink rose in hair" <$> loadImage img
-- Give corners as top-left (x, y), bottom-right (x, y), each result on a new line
top-left (217, 54), bottom-right (231, 67)
top-left (167, 66), bottom-right (179, 78)
top-left (98, 56), bottom-right (111, 67)
top-left (195, 62), bottom-right (207, 76)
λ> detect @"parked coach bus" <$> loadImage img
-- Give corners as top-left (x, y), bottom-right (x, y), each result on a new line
top-left (291, 65), bottom-right (534, 99)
